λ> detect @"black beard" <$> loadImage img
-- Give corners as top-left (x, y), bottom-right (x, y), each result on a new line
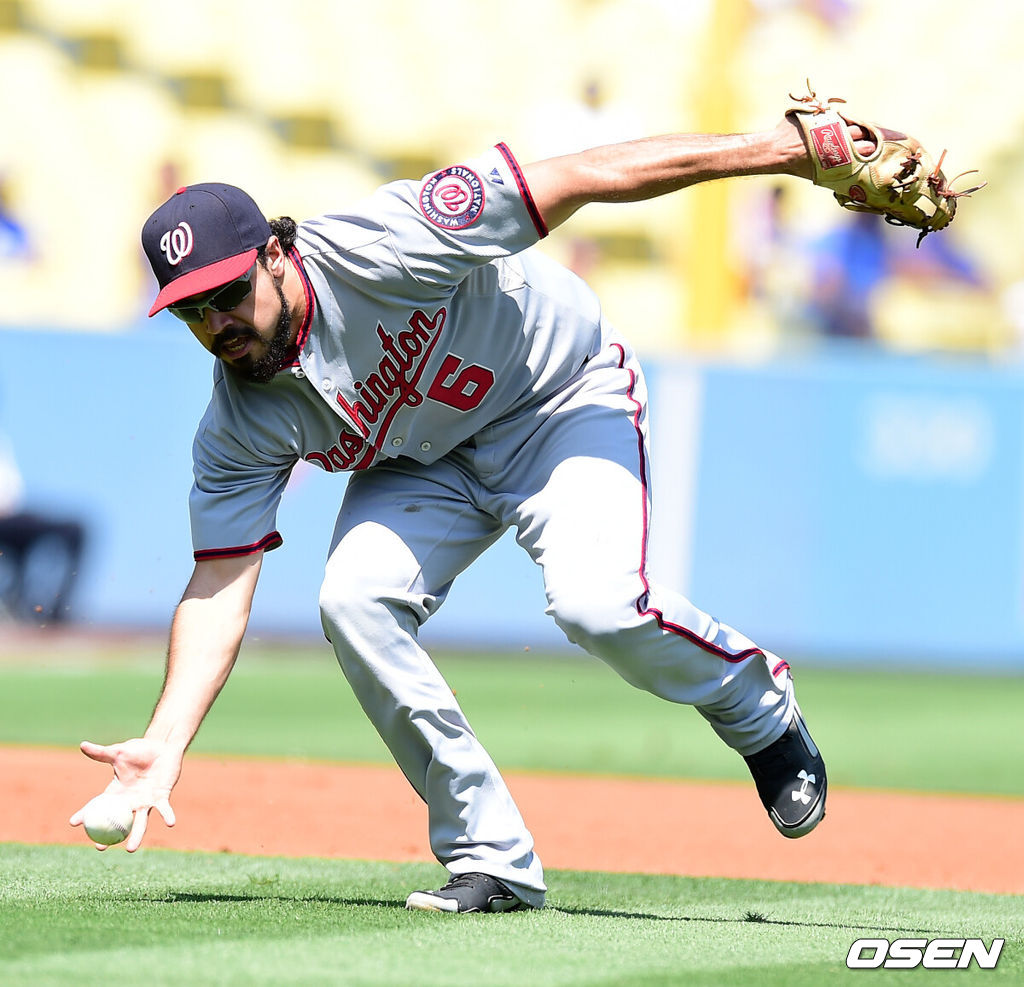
top-left (221, 280), bottom-right (294, 384)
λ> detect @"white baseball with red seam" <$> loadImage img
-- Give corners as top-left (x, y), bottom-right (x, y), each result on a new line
top-left (81, 793), bottom-right (134, 846)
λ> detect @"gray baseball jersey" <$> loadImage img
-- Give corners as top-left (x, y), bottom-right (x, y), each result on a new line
top-left (190, 143), bottom-right (605, 560)
top-left (185, 142), bottom-right (801, 907)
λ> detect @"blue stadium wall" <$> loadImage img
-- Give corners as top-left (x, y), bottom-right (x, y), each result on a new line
top-left (3, 323), bottom-right (1022, 669)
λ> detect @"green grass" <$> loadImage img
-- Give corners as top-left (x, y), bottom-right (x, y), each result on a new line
top-left (1, 637), bottom-right (1023, 795)
top-left (1, 844), bottom-right (1021, 987)
top-left (2, 640), bottom-right (1022, 984)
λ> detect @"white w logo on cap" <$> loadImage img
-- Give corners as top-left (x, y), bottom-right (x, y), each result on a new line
top-left (160, 222), bottom-right (194, 266)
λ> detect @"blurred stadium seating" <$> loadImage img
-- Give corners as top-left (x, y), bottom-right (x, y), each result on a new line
top-left (0, 0), bottom-right (1018, 354)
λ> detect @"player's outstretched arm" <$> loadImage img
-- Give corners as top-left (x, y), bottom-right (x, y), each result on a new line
top-left (70, 553), bottom-right (263, 851)
top-left (522, 116), bottom-right (872, 231)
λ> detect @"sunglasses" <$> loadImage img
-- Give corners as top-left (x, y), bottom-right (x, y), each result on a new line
top-left (168, 265), bottom-right (256, 324)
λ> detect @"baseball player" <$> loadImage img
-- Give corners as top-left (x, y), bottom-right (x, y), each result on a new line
top-left (70, 94), bottom-right (965, 913)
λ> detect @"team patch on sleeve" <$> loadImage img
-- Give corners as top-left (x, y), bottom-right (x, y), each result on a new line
top-left (419, 165), bottom-right (486, 230)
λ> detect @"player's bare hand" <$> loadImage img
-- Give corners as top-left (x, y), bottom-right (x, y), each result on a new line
top-left (69, 738), bottom-right (180, 851)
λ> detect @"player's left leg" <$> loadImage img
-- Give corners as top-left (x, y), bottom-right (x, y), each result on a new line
top-left (477, 337), bottom-right (825, 838)
top-left (318, 461), bottom-right (547, 907)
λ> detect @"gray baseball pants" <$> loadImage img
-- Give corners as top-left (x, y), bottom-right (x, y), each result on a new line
top-left (318, 337), bottom-right (796, 908)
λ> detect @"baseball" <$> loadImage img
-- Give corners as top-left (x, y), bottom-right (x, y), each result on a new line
top-left (81, 793), bottom-right (134, 846)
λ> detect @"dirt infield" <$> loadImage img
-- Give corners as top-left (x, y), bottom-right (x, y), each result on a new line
top-left (4, 745), bottom-right (1023, 894)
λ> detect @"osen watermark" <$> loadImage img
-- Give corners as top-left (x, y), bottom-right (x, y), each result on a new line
top-left (847, 938), bottom-right (1004, 970)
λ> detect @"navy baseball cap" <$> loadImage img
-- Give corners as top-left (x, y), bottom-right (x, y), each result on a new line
top-left (142, 183), bottom-right (272, 317)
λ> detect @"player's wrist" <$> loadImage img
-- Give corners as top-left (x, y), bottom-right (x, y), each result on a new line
top-left (142, 721), bottom-right (191, 756)
top-left (773, 118), bottom-right (814, 180)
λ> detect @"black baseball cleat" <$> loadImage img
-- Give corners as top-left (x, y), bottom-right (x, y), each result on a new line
top-left (405, 872), bottom-right (526, 913)
top-left (743, 709), bottom-right (826, 839)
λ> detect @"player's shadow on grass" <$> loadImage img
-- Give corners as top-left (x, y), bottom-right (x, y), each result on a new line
top-left (155, 894), bottom-right (943, 935)
top-left (549, 905), bottom-right (945, 936)
top-left (152, 891), bottom-right (402, 909)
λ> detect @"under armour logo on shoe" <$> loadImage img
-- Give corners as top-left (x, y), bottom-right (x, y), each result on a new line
top-left (792, 770), bottom-right (816, 805)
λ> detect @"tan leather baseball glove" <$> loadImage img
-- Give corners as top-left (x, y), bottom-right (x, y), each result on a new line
top-left (786, 83), bottom-right (984, 245)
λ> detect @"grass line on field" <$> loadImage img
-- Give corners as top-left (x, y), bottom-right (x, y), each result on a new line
top-left (1, 639), bottom-right (1023, 795)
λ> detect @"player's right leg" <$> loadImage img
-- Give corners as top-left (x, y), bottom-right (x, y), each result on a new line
top-left (483, 338), bottom-right (826, 839)
top-left (317, 461), bottom-right (546, 910)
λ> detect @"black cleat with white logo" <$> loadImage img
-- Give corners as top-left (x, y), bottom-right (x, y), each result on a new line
top-left (743, 709), bottom-right (826, 839)
top-left (405, 872), bottom-right (526, 913)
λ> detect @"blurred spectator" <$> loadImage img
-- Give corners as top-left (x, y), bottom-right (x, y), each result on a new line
top-left (794, 0), bottom-right (854, 29)
top-left (806, 211), bottom-right (889, 339)
top-left (805, 211), bottom-right (987, 342)
top-left (742, 188), bottom-right (990, 348)
top-left (739, 184), bottom-right (819, 343)
top-left (155, 159), bottom-right (184, 202)
top-left (0, 429), bottom-right (86, 625)
top-left (751, 0), bottom-right (854, 30)
top-left (0, 175), bottom-right (32, 263)
top-left (530, 78), bottom-right (637, 159)
top-left (137, 160), bottom-right (187, 319)
top-left (1002, 280), bottom-right (1024, 356)
top-left (528, 78), bottom-right (638, 280)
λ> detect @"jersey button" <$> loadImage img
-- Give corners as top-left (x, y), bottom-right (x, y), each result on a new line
top-left (321, 378), bottom-right (333, 391)
top-left (391, 437), bottom-right (404, 447)
top-left (420, 441), bottom-right (432, 452)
